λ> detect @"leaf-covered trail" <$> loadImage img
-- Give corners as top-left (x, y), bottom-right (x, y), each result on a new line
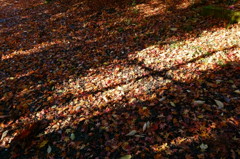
top-left (0, 0), bottom-right (240, 158)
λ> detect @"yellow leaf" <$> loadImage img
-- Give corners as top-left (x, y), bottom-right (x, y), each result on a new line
top-left (64, 137), bottom-right (70, 142)
top-left (39, 140), bottom-right (48, 148)
top-left (120, 155), bottom-right (132, 159)
top-left (159, 143), bottom-right (169, 151)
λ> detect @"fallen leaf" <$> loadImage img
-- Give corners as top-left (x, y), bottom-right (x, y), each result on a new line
top-left (1, 130), bottom-right (8, 140)
top-left (170, 28), bottom-right (178, 31)
top-left (70, 133), bottom-right (75, 140)
top-left (170, 102), bottom-right (175, 107)
top-left (126, 130), bottom-right (137, 136)
top-left (120, 155), bottom-right (132, 159)
top-left (234, 90), bottom-right (240, 94)
top-left (47, 145), bottom-right (52, 154)
top-left (199, 143), bottom-right (208, 152)
top-left (143, 123), bottom-right (147, 132)
top-left (66, 129), bottom-right (71, 133)
top-left (216, 80), bottom-right (222, 84)
top-left (39, 140), bottom-right (48, 148)
top-left (143, 121), bottom-right (150, 132)
top-left (193, 100), bottom-right (205, 105)
top-left (214, 100), bottom-right (224, 109)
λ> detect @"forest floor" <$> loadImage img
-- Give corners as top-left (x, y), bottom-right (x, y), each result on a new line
top-left (0, 0), bottom-right (240, 158)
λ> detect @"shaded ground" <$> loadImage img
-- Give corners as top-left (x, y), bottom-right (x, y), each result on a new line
top-left (0, 0), bottom-right (240, 158)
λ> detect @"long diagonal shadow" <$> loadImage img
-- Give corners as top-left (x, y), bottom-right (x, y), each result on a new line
top-left (72, 45), bottom-right (238, 98)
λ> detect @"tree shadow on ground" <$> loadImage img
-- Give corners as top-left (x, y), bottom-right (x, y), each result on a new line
top-left (48, 59), bottom-right (239, 158)
top-left (0, 0), bottom-right (239, 158)
top-left (0, 0), bottom-right (231, 119)
top-left (2, 57), bottom-right (239, 158)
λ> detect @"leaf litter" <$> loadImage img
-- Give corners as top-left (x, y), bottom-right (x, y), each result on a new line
top-left (0, 0), bottom-right (240, 158)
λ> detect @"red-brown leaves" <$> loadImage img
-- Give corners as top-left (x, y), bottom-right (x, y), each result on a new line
top-left (0, 0), bottom-right (240, 158)
top-left (10, 120), bottom-right (49, 155)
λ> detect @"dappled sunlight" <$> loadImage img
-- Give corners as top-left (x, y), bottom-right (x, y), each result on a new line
top-left (129, 25), bottom-right (240, 82)
top-left (0, 69), bottom-right (36, 88)
top-left (2, 40), bottom-right (69, 60)
top-left (1, 0), bottom-right (240, 158)
top-left (132, 0), bottom-right (194, 18)
top-left (9, 61), bottom-right (171, 133)
top-left (1, 23), bottom-right (239, 155)
top-left (133, 0), bottom-right (167, 18)
top-left (2, 22), bottom-right (238, 149)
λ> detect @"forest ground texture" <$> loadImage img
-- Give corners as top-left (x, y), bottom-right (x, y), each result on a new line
top-left (0, 0), bottom-right (240, 158)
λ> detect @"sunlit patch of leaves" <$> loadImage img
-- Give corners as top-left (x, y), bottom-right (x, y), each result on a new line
top-left (0, 0), bottom-right (240, 158)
